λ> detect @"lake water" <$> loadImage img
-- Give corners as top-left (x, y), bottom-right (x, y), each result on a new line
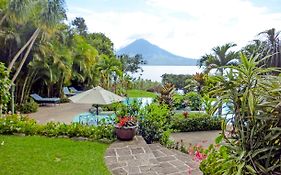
top-left (130, 65), bottom-right (202, 82)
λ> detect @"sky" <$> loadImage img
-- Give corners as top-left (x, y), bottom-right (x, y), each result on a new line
top-left (66, 0), bottom-right (281, 59)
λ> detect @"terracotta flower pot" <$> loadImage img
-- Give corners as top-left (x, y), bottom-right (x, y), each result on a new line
top-left (115, 125), bottom-right (137, 141)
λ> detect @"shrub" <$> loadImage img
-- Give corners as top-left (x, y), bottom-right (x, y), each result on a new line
top-left (138, 103), bottom-right (171, 143)
top-left (0, 114), bottom-right (115, 142)
top-left (0, 114), bottom-right (38, 134)
top-left (200, 136), bottom-right (242, 174)
top-left (173, 111), bottom-right (210, 119)
top-left (17, 99), bottom-right (39, 113)
top-left (204, 54), bottom-right (281, 174)
top-left (172, 94), bottom-right (186, 110)
top-left (60, 97), bottom-right (70, 103)
top-left (185, 92), bottom-right (202, 110)
top-left (171, 113), bottom-right (222, 132)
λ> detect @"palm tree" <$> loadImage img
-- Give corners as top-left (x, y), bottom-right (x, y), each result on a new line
top-left (199, 43), bottom-right (238, 115)
top-left (3, 0), bottom-right (66, 83)
top-left (258, 28), bottom-right (281, 68)
top-left (71, 34), bottom-right (99, 87)
top-left (96, 55), bottom-right (122, 90)
top-left (199, 43), bottom-right (238, 75)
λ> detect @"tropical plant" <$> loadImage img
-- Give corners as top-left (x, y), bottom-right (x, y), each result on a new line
top-left (4, 0), bottom-right (67, 83)
top-left (96, 54), bottom-right (122, 90)
top-left (0, 62), bottom-right (10, 116)
top-left (158, 83), bottom-right (175, 108)
top-left (258, 28), bottom-right (281, 69)
top-left (199, 43), bottom-right (238, 74)
top-left (138, 103), bottom-right (171, 143)
top-left (204, 53), bottom-right (281, 174)
top-left (185, 92), bottom-right (202, 111)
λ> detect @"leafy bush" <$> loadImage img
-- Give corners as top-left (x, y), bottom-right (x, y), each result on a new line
top-left (102, 102), bottom-right (120, 111)
top-left (60, 97), bottom-right (70, 103)
top-left (0, 114), bottom-right (38, 134)
top-left (172, 94), bottom-right (186, 110)
top-left (199, 135), bottom-right (244, 174)
top-left (185, 92), bottom-right (202, 110)
top-left (0, 63), bottom-right (11, 116)
top-left (138, 103), bottom-right (171, 143)
top-left (171, 113), bottom-right (222, 132)
top-left (173, 111), bottom-right (210, 119)
top-left (17, 99), bottom-right (39, 113)
top-left (0, 114), bottom-right (115, 141)
top-left (204, 54), bottom-right (281, 174)
top-left (158, 83), bottom-right (175, 108)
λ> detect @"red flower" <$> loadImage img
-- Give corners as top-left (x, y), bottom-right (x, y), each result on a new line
top-left (117, 116), bottom-right (136, 127)
top-left (193, 151), bottom-right (206, 162)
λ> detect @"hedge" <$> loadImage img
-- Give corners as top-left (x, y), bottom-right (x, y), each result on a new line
top-left (171, 116), bottom-right (222, 132)
top-left (0, 114), bottom-right (115, 142)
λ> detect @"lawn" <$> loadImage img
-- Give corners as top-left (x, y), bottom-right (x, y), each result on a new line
top-left (127, 89), bottom-right (157, 98)
top-left (0, 135), bottom-right (110, 175)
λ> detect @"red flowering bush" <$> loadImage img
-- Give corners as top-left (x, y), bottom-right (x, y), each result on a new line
top-left (116, 116), bottom-right (136, 128)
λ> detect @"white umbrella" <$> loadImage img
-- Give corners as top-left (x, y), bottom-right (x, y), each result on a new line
top-left (69, 86), bottom-right (124, 115)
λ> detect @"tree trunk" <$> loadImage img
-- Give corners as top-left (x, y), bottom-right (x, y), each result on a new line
top-left (217, 68), bottom-right (224, 116)
top-left (20, 73), bottom-right (30, 104)
top-left (11, 29), bottom-right (40, 84)
top-left (0, 13), bottom-right (7, 26)
top-left (25, 71), bottom-right (38, 102)
top-left (0, 104), bottom-right (2, 117)
top-left (11, 84), bottom-right (15, 114)
top-left (8, 28), bottom-right (40, 72)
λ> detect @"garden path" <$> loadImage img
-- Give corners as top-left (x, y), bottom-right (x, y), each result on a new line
top-left (105, 136), bottom-right (202, 175)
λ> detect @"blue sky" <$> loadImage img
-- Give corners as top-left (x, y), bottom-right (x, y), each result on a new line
top-left (66, 0), bottom-right (281, 58)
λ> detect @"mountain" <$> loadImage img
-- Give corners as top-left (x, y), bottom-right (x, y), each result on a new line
top-left (117, 39), bottom-right (198, 66)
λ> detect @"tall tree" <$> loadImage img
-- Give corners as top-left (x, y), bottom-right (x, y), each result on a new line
top-left (199, 43), bottom-right (238, 75)
top-left (4, 0), bottom-right (66, 84)
top-left (71, 17), bottom-right (87, 36)
top-left (119, 54), bottom-right (145, 74)
top-left (258, 28), bottom-right (281, 68)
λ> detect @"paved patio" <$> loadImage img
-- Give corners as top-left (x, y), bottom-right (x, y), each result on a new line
top-left (105, 136), bottom-right (202, 175)
top-left (28, 103), bottom-right (92, 124)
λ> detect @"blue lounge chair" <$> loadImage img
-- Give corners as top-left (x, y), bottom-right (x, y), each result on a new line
top-left (30, 94), bottom-right (60, 105)
top-left (69, 87), bottom-right (82, 94)
top-left (63, 87), bottom-right (75, 96)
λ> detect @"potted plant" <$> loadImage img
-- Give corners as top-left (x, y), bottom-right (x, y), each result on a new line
top-left (115, 116), bottom-right (137, 140)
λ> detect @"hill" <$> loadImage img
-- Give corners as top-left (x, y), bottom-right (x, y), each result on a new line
top-left (117, 39), bottom-right (197, 66)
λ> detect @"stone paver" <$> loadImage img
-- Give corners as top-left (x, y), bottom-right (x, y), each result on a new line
top-left (105, 136), bottom-right (202, 175)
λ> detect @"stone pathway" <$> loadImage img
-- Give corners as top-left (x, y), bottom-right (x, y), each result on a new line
top-left (104, 136), bottom-right (202, 175)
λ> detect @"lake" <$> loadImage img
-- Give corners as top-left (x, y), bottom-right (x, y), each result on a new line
top-left (130, 65), bottom-right (202, 82)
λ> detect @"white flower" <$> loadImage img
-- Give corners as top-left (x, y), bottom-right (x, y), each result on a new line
top-left (1, 141), bottom-right (4, 146)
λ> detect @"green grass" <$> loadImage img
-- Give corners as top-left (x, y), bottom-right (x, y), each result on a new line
top-left (127, 89), bottom-right (157, 98)
top-left (0, 135), bottom-right (110, 175)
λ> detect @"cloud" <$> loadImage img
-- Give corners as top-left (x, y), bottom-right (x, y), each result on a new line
top-left (67, 0), bottom-right (281, 58)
